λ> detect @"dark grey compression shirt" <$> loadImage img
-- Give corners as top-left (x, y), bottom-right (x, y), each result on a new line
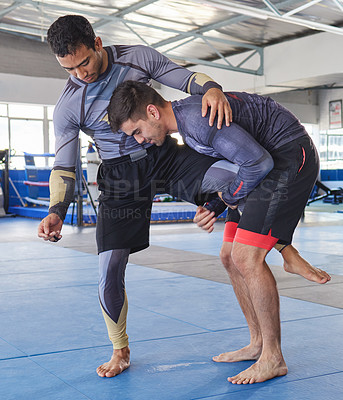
top-left (172, 92), bottom-right (307, 205)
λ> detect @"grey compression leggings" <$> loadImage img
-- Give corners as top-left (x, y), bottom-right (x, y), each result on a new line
top-left (200, 159), bottom-right (239, 194)
top-left (200, 160), bottom-right (245, 210)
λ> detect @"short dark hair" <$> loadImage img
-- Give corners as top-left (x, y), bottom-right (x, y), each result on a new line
top-left (47, 15), bottom-right (96, 57)
top-left (108, 81), bottom-right (166, 133)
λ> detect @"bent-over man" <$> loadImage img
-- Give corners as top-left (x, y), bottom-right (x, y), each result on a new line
top-left (108, 81), bottom-right (330, 384)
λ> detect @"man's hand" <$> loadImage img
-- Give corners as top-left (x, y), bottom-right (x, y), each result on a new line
top-left (202, 88), bottom-right (232, 129)
top-left (193, 206), bottom-right (217, 233)
top-left (38, 213), bottom-right (63, 242)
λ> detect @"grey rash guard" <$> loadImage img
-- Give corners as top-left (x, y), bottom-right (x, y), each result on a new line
top-left (53, 44), bottom-right (221, 169)
top-left (172, 92), bottom-right (308, 205)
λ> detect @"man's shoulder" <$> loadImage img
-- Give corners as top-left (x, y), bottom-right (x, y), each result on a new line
top-left (58, 77), bottom-right (85, 102)
top-left (173, 96), bottom-right (213, 141)
top-left (110, 44), bottom-right (157, 61)
top-left (177, 96), bottom-right (211, 123)
top-left (173, 96), bottom-right (203, 115)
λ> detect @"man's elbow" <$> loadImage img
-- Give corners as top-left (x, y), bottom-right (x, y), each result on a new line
top-left (260, 153), bottom-right (274, 178)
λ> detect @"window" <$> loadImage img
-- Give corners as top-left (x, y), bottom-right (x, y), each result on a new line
top-left (0, 103), bottom-right (54, 168)
top-left (0, 102), bottom-right (97, 169)
top-left (0, 104), bottom-right (7, 117)
top-left (319, 129), bottom-right (343, 170)
top-left (319, 134), bottom-right (327, 162)
top-left (8, 104), bottom-right (44, 119)
top-left (0, 117), bottom-right (9, 149)
top-left (49, 120), bottom-right (55, 154)
top-left (10, 120), bottom-right (44, 168)
top-left (328, 135), bottom-right (343, 161)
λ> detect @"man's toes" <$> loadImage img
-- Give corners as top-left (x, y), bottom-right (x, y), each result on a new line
top-left (228, 373), bottom-right (254, 385)
top-left (319, 271), bottom-right (331, 283)
top-left (228, 375), bottom-right (239, 383)
top-left (319, 269), bottom-right (330, 279)
top-left (324, 272), bottom-right (331, 281)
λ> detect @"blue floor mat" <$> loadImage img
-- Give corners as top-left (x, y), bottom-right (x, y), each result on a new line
top-left (1, 237), bottom-right (343, 399)
top-left (4, 317), bottom-right (343, 400)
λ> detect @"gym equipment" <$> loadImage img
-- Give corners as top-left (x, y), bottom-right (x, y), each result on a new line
top-left (307, 180), bottom-right (343, 205)
top-left (23, 152), bottom-right (53, 206)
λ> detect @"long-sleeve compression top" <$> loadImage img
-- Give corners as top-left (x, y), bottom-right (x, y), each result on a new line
top-left (172, 92), bottom-right (308, 205)
top-left (53, 44), bottom-right (221, 169)
top-left (49, 44), bottom-right (222, 219)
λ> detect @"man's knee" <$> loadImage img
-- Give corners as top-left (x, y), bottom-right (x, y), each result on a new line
top-left (220, 241), bottom-right (234, 269)
top-left (231, 242), bottom-right (268, 276)
top-left (99, 249), bottom-right (130, 292)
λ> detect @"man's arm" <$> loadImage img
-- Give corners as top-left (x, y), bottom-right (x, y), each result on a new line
top-left (135, 46), bottom-right (231, 127)
top-left (37, 99), bottom-right (79, 242)
top-left (207, 123), bottom-right (274, 206)
top-left (186, 73), bottom-right (232, 128)
top-left (193, 123), bottom-right (273, 233)
top-left (38, 167), bottom-right (75, 242)
top-left (48, 167), bottom-right (76, 220)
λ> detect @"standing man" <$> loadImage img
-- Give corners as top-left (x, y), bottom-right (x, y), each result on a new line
top-left (107, 80), bottom-right (330, 384)
top-left (37, 15), bottom-right (232, 378)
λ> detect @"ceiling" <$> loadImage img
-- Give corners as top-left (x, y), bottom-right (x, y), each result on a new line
top-left (1, 0), bottom-right (343, 76)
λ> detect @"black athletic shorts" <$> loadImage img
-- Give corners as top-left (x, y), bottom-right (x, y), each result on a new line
top-left (223, 135), bottom-right (319, 249)
top-left (96, 137), bottom-right (219, 254)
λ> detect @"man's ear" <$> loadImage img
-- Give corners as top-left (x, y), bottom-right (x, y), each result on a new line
top-left (94, 36), bottom-right (103, 50)
top-left (146, 104), bottom-right (160, 120)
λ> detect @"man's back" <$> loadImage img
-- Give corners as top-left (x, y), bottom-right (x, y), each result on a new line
top-left (226, 92), bottom-right (307, 151)
top-left (173, 92), bottom-right (307, 154)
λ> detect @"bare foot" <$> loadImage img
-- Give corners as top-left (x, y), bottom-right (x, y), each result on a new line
top-left (213, 344), bottom-right (262, 363)
top-left (228, 356), bottom-right (288, 384)
top-left (97, 346), bottom-right (130, 378)
top-left (283, 247), bottom-right (331, 284)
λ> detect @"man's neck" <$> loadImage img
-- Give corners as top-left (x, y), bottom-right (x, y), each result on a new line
top-left (100, 48), bottom-right (109, 75)
top-left (165, 101), bottom-right (178, 134)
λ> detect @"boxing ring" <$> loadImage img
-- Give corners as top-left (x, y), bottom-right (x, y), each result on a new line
top-left (6, 150), bottom-right (227, 225)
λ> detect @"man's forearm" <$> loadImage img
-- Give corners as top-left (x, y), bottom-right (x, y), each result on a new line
top-left (220, 152), bottom-right (273, 205)
top-left (49, 167), bottom-right (76, 221)
top-left (187, 72), bottom-right (222, 94)
top-left (209, 124), bottom-right (274, 205)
